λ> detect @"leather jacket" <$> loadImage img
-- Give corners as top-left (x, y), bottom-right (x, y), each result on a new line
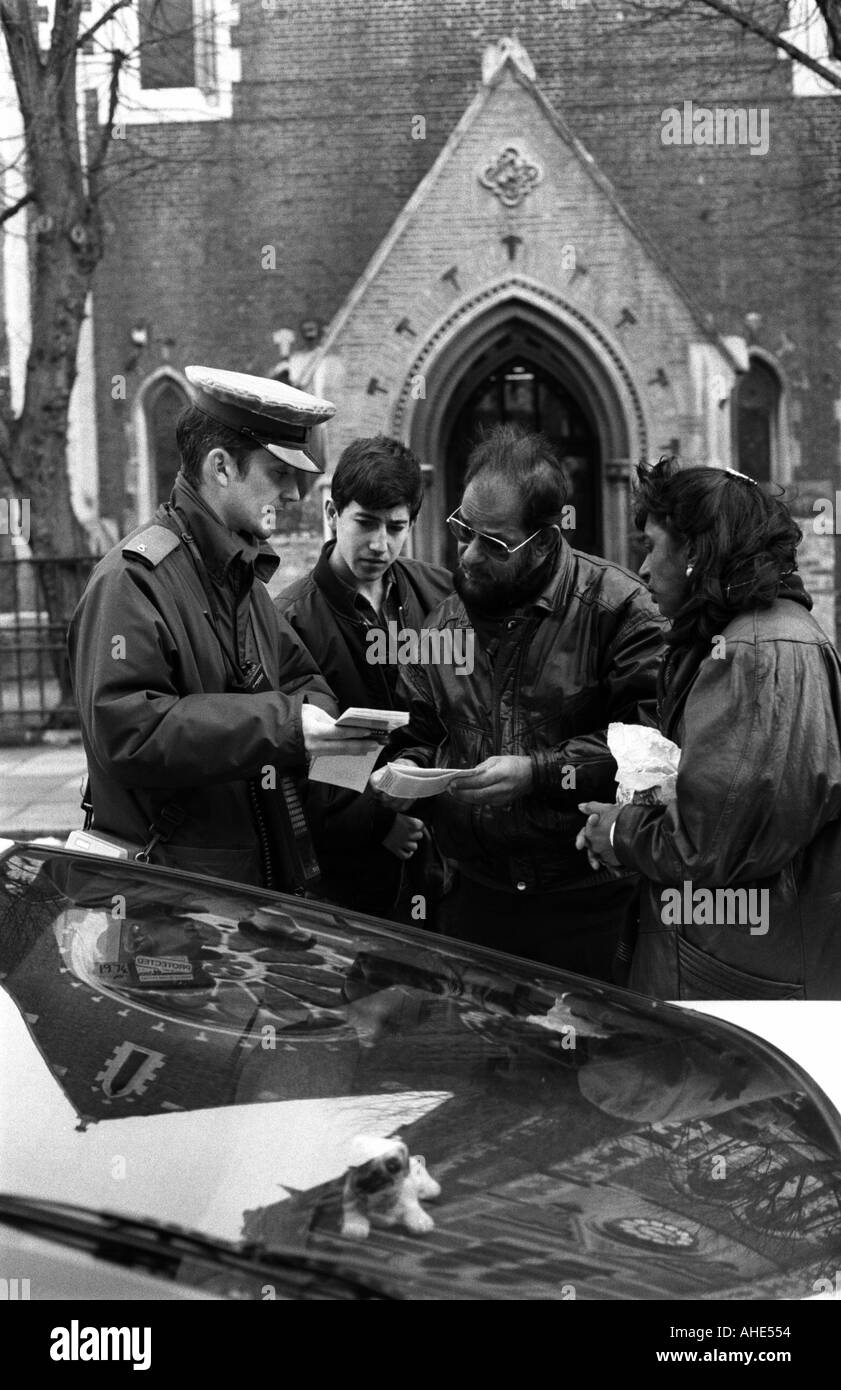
top-left (616, 586), bottom-right (841, 999)
top-left (392, 542), bottom-right (667, 893)
top-left (276, 543), bottom-right (453, 912)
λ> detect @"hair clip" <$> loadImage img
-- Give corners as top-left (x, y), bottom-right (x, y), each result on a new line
top-left (723, 467), bottom-right (758, 486)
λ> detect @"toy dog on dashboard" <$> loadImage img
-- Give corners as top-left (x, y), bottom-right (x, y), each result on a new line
top-left (341, 1135), bottom-right (441, 1240)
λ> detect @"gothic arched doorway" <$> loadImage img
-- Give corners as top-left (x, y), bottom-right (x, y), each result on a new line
top-left (398, 283), bottom-right (645, 569)
top-left (444, 356), bottom-right (600, 567)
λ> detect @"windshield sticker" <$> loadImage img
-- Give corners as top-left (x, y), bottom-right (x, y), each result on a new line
top-left (134, 954), bottom-right (194, 982)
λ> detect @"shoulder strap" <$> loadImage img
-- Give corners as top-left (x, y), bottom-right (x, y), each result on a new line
top-left (79, 774), bottom-right (184, 863)
top-left (81, 776), bottom-right (93, 831)
top-left (122, 523), bottom-right (181, 568)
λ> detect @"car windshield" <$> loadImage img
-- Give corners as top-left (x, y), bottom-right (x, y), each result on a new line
top-left (2, 844), bottom-right (841, 1301)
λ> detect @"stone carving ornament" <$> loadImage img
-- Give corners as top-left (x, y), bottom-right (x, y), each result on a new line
top-left (479, 144), bottom-right (544, 207)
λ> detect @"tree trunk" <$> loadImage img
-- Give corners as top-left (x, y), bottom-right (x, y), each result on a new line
top-left (0, 2), bottom-right (105, 721)
top-left (8, 234), bottom-right (98, 714)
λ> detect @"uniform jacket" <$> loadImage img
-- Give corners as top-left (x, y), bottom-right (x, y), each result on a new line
top-left (391, 543), bottom-right (667, 894)
top-left (68, 477), bottom-right (336, 887)
top-left (276, 542), bottom-right (452, 911)
top-left (615, 587), bottom-right (841, 1000)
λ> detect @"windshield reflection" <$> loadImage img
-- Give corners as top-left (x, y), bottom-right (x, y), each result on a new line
top-left (1, 847), bottom-right (840, 1301)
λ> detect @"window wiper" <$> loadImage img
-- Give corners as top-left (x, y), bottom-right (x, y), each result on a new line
top-left (0, 1193), bottom-right (400, 1301)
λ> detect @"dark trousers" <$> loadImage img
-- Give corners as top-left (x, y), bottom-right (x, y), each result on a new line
top-left (436, 874), bottom-right (640, 984)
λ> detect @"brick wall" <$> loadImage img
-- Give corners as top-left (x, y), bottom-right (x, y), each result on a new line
top-left (89, 0), bottom-right (839, 532)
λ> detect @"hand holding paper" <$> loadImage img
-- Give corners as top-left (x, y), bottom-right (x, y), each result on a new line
top-left (445, 754), bottom-right (533, 806)
top-left (370, 762), bottom-right (468, 800)
top-left (307, 707), bottom-right (410, 794)
top-left (334, 707), bottom-right (410, 736)
top-left (301, 704), bottom-right (384, 759)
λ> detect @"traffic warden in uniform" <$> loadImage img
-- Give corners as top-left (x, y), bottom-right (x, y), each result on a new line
top-left (69, 367), bottom-right (380, 889)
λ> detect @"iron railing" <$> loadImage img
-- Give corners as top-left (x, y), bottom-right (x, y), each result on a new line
top-left (0, 555), bottom-right (97, 739)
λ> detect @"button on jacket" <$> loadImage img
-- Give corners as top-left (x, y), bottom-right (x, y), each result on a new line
top-left (392, 542), bottom-right (667, 894)
top-left (69, 477), bottom-right (336, 887)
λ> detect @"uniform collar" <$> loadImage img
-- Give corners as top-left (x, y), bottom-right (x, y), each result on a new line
top-left (170, 476), bottom-right (279, 584)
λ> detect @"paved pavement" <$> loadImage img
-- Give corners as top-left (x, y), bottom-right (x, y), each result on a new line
top-left (0, 738), bottom-right (88, 840)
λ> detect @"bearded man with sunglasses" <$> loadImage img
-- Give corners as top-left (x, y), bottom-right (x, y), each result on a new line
top-left (375, 423), bottom-right (666, 980)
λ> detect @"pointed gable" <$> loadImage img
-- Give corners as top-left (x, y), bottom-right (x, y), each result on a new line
top-left (308, 38), bottom-right (741, 459)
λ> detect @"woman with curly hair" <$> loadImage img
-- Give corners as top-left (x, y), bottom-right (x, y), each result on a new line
top-left (577, 457), bottom-right (841, 999)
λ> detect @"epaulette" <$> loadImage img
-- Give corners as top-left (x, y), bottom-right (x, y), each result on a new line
top-left (122, 524), bottom-right (181, 568)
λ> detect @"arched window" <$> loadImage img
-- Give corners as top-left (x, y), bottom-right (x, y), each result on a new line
top-left (145, 377), bottom-right (189, 503)
top-left (734, 357), bottom-right (782, 484)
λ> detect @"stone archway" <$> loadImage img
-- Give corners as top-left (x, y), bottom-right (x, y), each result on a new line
top-left (393, 278), bottom-right (647, 567)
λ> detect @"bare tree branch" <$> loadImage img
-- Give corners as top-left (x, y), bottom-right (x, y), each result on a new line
top-left (0, 1), bottom-right (44, 124)
top-left (76, 0), bottom-right (133, 53)
top-left (89, 46), bottom-right (128, 182)
top-left (48, 0), bottom-right (80, 69)
top-left (815, 0), bottom-right (841, 59)
top-left (0, 188), bottom-right (32, 225)
top-left (696, 0), bottom-right (841, 90)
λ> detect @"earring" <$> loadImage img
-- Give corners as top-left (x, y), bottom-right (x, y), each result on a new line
top-left (685, 564), bottom-right (694, 577)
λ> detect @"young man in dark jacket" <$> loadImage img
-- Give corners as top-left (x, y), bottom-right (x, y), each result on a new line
top-left (69, 367), bottom-right (380, 889)
top-left (276, 436), bottom-right (452, 917)
top-left (373, 423), bottom-right (667, 981)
